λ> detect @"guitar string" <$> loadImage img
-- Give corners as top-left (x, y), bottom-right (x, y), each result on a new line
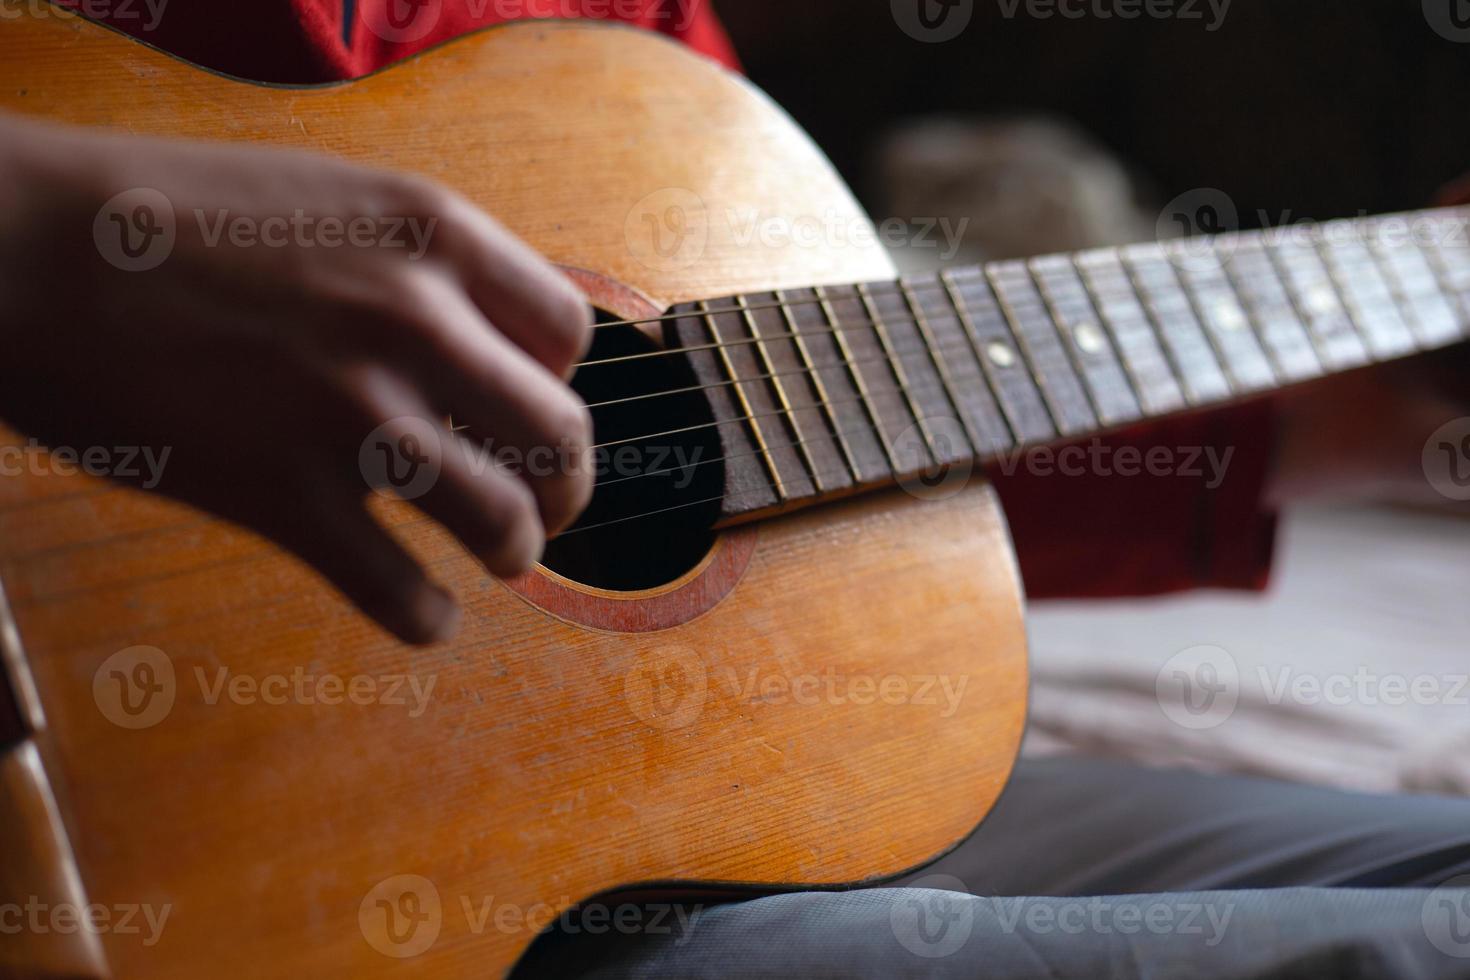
top-left (4, 370), bottom-right (977, 577)
top-left (583, 277), bottom-right (963, 334)
top-left (19, 442), bottom-right (917, 645)
top-left (10, 441), bottom-right (945, 611)
top-left (581, 346), bottom-right (972, 412)
top-left (10, 222), bottom-right (1463, 603)
top-left (581, 206), bottom-right (1470, 338)
top-left (574, 275), bottom-right (982, 369)
top-left (2, 430), bottom-right (848, 578)
top-left (9, 227), bottom-right (1458, 549)
top-left (0, 368), bottom-right (973, 570)
top-left (20, 263), bottom-right (1452, 550)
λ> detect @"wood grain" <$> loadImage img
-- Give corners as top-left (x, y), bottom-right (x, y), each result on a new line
top-left (0, 14), bottom-right (1028, 978)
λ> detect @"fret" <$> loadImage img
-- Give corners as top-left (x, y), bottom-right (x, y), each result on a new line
top-left (1073, 249), bottom-right (1187, 414)
top-left (855, 281), bottom-right (947, 468)
top-left (1265, 238), bottom-right (1371, 370)
top-left (1372, 245), bottom-right (1462, 347)
top-left (666, 206), bottom-right (1470, 521)
top-left (1119, 243), bottom-right (1233, 404)
top-left (786, 287), bottom-right (896, 483)
top-left (1164, 239), bottom-right (1278, 391)
top-left (1219, 236), bottom-right (1322, 382)
top-left (1029, 254), bottom-right (1143, 426)
top-left (1366, 226), bottom-right (1465, 347)
top-left (986, 260), bottom-right (1098, 436)
top-left (905, 273), bottom-right (1014, 455)
top-left (1422, 209), bottom-right (1470, 325)
top-left (666, 302), bottom-right (778, 516)
top-left (893, 278), bottom-right (989, 460)
top-left (1315, 223), bottom-right (1420, 358)
top-left (775, 289), bottom-right (864, 487)
top-left (816, 285), bottom-right (912, 474)
top-left (736, 294), bottom-right (826, 493)
top-left (940, 268), bottom-right (1057, 445)
top-left (697, 300), bottom-right (792, 502)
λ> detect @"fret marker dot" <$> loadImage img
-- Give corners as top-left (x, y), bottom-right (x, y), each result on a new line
top-left (1306, 287), bottom-right (1336, 315)
top-left (986, 341), bottom-right (1016, 368)
top-left (1214, 303), bottom-right (1247, 331)
top-left (1072, 322), bottom-right (1105, 354)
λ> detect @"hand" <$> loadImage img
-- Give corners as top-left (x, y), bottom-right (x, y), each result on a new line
top-left (0, 114), bottom-right (594, 644)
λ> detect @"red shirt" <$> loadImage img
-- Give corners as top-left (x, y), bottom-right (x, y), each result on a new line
top-left (73, 0), bottom-right (739, 83)
top-left (76, 0), bottom-right (1278, 599)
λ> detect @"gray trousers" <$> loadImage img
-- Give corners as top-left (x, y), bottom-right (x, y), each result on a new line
top-left (517, 757), bottom-right (1470, 978)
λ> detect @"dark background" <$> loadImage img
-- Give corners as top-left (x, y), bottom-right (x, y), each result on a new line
top-left (717, 2), bottom-right (1470, 225)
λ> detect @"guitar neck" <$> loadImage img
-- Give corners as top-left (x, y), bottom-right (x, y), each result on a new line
top-left (668, 206), bottom-right (1470, 524)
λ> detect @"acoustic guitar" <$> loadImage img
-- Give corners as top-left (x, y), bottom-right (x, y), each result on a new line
top-left (1, 12), bottom-right (1467, 979)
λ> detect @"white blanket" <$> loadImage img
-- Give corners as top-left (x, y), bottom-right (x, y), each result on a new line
top-left (1022, 505), bottom-right (1470, 796)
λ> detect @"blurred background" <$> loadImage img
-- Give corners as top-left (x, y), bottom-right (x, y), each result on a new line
top-left (720, 1), bottom-right (1470, 244)
top-left (716, 0), bottom-right (1470, 796)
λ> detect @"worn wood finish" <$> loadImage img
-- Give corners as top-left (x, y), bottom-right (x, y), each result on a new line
top-left (0, 14), bottom-right (1028, 979)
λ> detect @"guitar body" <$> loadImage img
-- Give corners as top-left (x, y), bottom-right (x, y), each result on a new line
top-left (0, 15), bottom-right (1027, 979)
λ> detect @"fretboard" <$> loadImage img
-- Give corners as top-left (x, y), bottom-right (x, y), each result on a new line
top-left (667, 207), bottom-right (1470, 524)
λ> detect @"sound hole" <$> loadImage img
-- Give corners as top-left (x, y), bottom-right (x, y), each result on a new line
top-left (538, 316), bottom-right (724, 591)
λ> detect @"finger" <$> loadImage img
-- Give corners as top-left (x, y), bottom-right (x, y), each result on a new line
top-left (268, 483), bottom-right (459, 646)
top-left (366, 406), bottom-right (548, 578)
top-left (424, 187), bottom-right (593, 378)
top-left (383, 271), bottom-right (595, 535)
